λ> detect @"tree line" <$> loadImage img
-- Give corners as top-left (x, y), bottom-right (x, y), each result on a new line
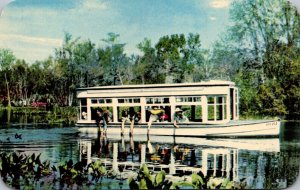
top-left (0, 0), bottom-right (299, 119)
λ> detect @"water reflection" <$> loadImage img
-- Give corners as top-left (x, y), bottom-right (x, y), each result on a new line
top-left (76, 129), bottom-right (298, 189)
top-left (0, 122), bottom-right (299, 189)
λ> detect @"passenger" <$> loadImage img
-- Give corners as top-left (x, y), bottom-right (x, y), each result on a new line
top-left (95, 108), bottom-right (107, 133)
top-left (130, 134), bottom-right (134, 153)
top-left (121, 107), bottom-right (136, 135)
top-left (160, 110), bottom-right (169, 122)
top-left (173, 108), bottom-right (189, 128)
top-left (147, 106), bottom-right (163, 133)
top-left (103, 109), bottom-right (112, 134)
top-left (135, 111), bottom-right (141, 123)
top-left (104, 109), bottom-right (112, 123)
top-left (81, 111), bottom-right (87, 119)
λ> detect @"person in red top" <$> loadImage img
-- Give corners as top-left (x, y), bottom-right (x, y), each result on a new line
top-left (160, 110), bottom-right (169, 122)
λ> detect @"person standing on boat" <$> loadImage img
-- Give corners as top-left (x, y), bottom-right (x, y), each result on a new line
top-left (147, 106), bottom-right (164, 133)
top-left (121, 107), bottom-right (136, 135)
top-left (173, 108), bottom-right (189, 128)
top-left (103, 109), bottom-right (112, 123)
top-left (95, 108), bottom-right (108, 134)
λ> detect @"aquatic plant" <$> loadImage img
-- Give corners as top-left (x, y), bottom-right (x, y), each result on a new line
top-left (58, 159), bottom-right (88, 186)
top-left (0, 152), bottom-right (102, 188)
top-left (128, 164), bottom-right (172, 189)
top-left (127, 164), bottom-right (249, 189)
top-left (1, 153), bottom-right (247, 189)
top-left (0, 152), bottom-right (53, 189)
top-left (88, 160), bottom-right (107, 182)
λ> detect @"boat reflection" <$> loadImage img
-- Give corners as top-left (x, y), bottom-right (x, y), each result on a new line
top-left (79, 127), bottom-right (280, 152)
top-left (79, 131), bottom-right (282, 188)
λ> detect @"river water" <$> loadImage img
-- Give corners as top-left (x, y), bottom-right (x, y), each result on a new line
top-left (0, 120), bottom-right (299, 189)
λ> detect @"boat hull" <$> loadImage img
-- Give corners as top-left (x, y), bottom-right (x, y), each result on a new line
top-left (78, 120), bottom-right (280, 138)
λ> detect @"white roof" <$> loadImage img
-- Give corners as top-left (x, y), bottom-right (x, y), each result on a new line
top-left (77, 80), bottom-right (235, 98)
top-left (77, 80), bottom-right (235, 91)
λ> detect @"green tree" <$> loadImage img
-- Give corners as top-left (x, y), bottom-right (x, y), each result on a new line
top-left (182, 33), bottom-right (205, 82)
top-left (135, 38), bottom-right (158, 84)
top-left (225, 0), bottom-right (300, 117)
top-left (10, 60), bottom-right (29, 105)
top-left (155, 34), bottom-right (186, 83)
top-left (55, 32), bottom-right (81, 106)
top-left (101, 32), bottom-right (129, 85)
top-left (0, 49), bottom-right (16, 107)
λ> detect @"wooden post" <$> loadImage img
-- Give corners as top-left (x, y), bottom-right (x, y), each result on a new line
top-left (87, 98), bottom-right (91, 121)
top-left (112, 98), bottom-right (118, 123)
top-left (140, 97), bottom-right (146, 123)
top-left (201, 96), bottom-right (208, 123)
top-left (170, 96), bottom-right (176, 122)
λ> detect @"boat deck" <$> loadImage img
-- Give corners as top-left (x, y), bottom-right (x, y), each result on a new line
top-left (77, 119), bottom-right (279, 128)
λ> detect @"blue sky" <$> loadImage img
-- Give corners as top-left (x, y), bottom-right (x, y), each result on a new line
top-left (0, 0), bottom-right (233, 62)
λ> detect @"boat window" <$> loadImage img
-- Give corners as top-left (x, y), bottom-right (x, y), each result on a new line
top-left (217, 96), bottom-right (223, 104)
top-left (193, 97), bottom-right (201, 102)
top-left (154, 98), bottom-right (161, 104)
top-left (106, 99), bottom-right (112, 104)
top-left (99, 99), bottom-right (105, 104)
top-left (223, 97), bottom-right (227, 103)
top-left (134, 98), bottom-right (140, 103)
top-left (176, 98), bottom-right (183, 102)
top-left (91, 99), bottom-right (97, 104)
top-left (80, 107), bottom-right (87, 120)
top-left (80, 98), bottom-right (86, 106)
top-left (208, 105), bottom-right (215, 121)
top-left (208, 97), bottom-right (215, 104)
top-left (178, 105), bottom-right (202, 122)
top-left (90, 106), bottom-right (113, 121)
top-left (118, 106), bottom-right (141, 122)
top-left (125, 99), bottom-right (133, 103)
top-left (80, 99), bottom-right (87, 106)
top-left (146, 98), bottom-right (153, 104)
top-left (216, 105), bottom-right (223, 120)
top-left (175, 96), bottom-right (201, 103)
top-left (118, 98), bottom-right (140, 104)
top-left (146, 105), bottom-right (171, 122)
top-left (207, 95), bottom-right (227, 121)
top-left (79, 99), bottom-right (87, 120)
top-left (146, 97), bottom-right (169, 104)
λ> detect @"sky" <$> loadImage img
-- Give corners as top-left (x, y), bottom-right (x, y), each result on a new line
top-left (0, 0), bottom-right (234, 63)
top-left (0, 0), bottom-right (299, 63)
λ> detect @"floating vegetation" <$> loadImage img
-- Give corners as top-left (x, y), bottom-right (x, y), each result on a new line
top-left (128, 164), bottom-right (248, 189)
top-left (0, 152), bottom-right (111, 189)
top-left (0, 152), bottom-right (249, 189)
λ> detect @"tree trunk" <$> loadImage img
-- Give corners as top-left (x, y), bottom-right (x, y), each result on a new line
top-left (68, 93), bottom-right (73, 106)
top-left (4, 73), bottom-right (11, 107)
top-left (118, 71), bottom-right (123, 85)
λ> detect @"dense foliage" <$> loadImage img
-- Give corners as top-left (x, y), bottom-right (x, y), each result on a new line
top-left (0, 0), bottom-right (299, 119)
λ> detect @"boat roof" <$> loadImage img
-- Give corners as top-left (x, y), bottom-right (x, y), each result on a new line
top-left (77, 80), bottom-right (235, 91)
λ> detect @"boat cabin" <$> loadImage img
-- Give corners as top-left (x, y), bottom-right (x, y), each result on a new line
top-left (76, 80), bottom-right (239, 126)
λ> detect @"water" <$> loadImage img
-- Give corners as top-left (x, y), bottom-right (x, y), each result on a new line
top-left (0, 121), bottom-right (299, 189)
